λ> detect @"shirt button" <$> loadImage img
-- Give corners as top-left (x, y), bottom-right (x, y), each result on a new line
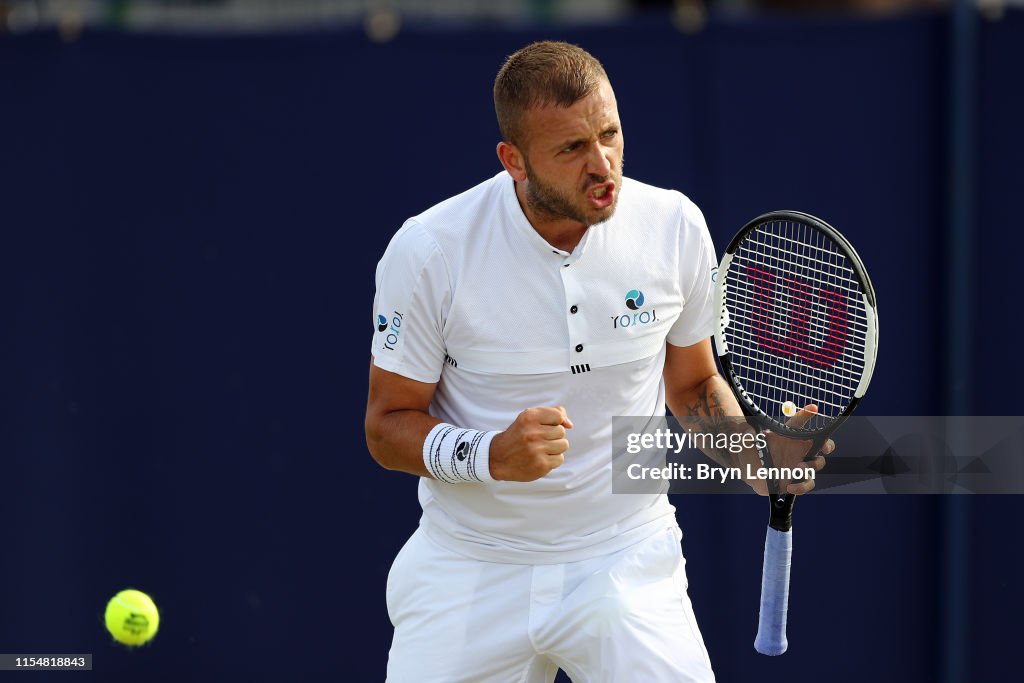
top-left (570, 305), bottom-right (578, 314)
top-left (575, 344), bottom-right (584, 352)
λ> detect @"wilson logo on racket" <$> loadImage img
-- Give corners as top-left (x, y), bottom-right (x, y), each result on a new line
top-left (746, 265), bottom-right (849, 368)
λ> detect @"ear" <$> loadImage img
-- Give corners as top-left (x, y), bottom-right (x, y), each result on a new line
top-left (496, 141), bottom-right (528, 182)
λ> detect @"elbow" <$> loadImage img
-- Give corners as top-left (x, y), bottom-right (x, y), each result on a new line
top-left (364, 413), bottom-right (397, 471)
top-left (364, 419), bottom-right (386, 468)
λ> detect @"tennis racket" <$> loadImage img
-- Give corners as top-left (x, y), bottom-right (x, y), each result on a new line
top-left (713, 210), bottom-right (879, 655)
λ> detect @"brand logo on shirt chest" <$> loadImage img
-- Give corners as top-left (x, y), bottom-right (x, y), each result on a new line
top-left (611, 289), bottom-right (658, 329)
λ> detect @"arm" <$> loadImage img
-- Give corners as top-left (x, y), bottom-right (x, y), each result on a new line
top-left (365, 359), bottom-right (441, 477)
top-left (365, 360), bottom-right (573, 482)
top-left (663, 338), bottom-right (754, 472)
top-left (663, 339), bottom-right (830, 495)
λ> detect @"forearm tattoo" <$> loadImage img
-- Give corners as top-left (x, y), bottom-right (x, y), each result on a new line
top-left (683, 380), bottom-right (729, 420)
top-left (682, 377), bottom-right (749, 468)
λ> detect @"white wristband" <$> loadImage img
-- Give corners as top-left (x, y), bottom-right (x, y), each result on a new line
top-left (423, 423), bottom-right (498, 484)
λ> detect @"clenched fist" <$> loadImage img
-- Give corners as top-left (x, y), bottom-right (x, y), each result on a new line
top-left (488, 406), bottom-right (574, 482)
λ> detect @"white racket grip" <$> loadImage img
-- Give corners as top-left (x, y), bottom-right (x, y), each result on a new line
top-left (754, 525), bottom-right (793, 656)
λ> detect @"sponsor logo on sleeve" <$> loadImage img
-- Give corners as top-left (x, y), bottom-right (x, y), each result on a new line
top-left (378, 310), bottom-right (404, 350)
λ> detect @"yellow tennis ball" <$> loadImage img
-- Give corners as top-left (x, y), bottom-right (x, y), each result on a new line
top-left (104, 589), bottom-right (160, 646)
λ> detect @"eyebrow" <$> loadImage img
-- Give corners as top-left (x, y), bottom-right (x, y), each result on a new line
top-left (553, 125), bottom-right (619, 152)
top-left (555, 137), bottom-right (586, 151)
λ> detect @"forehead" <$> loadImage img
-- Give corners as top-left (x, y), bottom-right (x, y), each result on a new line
top-left (521, 80), bottom-right (619, 148)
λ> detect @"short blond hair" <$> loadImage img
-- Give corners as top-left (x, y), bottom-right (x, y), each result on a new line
top-left (493, 41), bottom-right (608, 146)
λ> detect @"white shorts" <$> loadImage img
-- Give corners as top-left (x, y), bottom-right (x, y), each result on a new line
top-left (385, 525), bottom-right (715, 683)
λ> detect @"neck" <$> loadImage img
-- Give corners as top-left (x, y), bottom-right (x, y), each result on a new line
top-left (514, 180), bottom-right (588, 253)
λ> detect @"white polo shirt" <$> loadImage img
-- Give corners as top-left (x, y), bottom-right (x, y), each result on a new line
top-left (371, 170), bottom-right (718, 564)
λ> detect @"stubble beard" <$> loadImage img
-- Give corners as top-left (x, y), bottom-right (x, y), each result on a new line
top-left (523, 156), bottom-right (623, 228)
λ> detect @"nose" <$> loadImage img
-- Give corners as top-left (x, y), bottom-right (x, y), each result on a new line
top-left (585, 141), bottom-right (613, 178)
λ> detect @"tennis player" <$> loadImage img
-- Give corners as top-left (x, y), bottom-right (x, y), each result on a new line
top-left (366, 41), bottom-right (831, 682)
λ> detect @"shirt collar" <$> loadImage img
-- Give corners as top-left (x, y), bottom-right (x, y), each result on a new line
top-left (500, 171), bottom-right (594, 265)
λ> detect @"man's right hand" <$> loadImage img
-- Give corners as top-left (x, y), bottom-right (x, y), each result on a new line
top-left (489, 406), bottom-right (573, 482)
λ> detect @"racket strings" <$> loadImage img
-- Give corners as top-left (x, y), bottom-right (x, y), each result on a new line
top-left (724, 338), bottom-right (862, 389)
top-left (742, 245), bottom-right (863, 293)
top-left (752, 233), bottom-right (864, 288)
top-left (726, 289), bottom-right (870, 353)
top-left (722, 219), bottom-right (870, 427)
top-left (729, 266), bottom-right (872, 327)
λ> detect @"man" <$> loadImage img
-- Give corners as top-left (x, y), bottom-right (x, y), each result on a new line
top-left (366, 41), bottom-right (830, 682)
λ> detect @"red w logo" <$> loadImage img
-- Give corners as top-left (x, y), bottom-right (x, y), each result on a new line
top-left (747, 266), bottom-right (849, 368)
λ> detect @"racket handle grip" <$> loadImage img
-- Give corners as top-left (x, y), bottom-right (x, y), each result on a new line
top-left (754, 525), bottom-right (792, 656)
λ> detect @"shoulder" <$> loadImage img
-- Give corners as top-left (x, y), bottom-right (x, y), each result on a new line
top-left (618, 176), bottom-right (709, 235)
top-left (405, 172), bottom-right (507, 246)
top-left (377, 218), bottom-right (443, 275)
top-left (374, 218), bottom-right (452, 301)
top-left (381, 172), bottom-right (506, 261)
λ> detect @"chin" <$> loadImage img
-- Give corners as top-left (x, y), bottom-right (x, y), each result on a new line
top-left (587, 204), bottom-right (618, 226)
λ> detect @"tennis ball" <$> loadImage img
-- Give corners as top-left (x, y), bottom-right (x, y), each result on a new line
top-left (104, 589), bottom-right (160, 646)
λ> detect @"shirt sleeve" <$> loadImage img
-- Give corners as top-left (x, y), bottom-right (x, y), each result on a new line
top-left (370, 220), bottom-right (450, 383)
top-left (666, 197), bottom-right (719, 348)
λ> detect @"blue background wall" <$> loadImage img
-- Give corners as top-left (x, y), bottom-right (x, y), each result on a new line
top-left (1, 8), bottom-right (1021, 681)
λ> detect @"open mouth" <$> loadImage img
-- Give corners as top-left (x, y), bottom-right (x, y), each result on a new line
top-left (588, 182), bottom-right (615, 209)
